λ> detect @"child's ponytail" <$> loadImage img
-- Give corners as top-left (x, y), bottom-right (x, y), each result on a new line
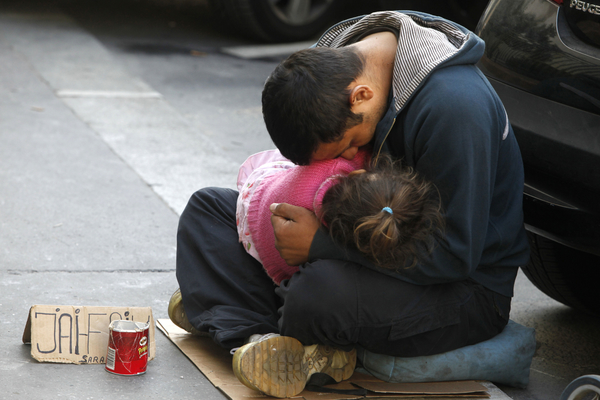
top-left (320, 155), bottom-right (444, 270)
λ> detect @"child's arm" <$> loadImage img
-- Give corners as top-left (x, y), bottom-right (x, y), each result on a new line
top-left (236, 149), bottom-right (290, 191)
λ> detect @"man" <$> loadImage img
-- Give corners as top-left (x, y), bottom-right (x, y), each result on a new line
top-left (171, 10), bottom-right (530, 399)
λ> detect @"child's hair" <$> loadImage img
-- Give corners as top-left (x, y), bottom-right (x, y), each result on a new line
top-left (319, 155), bottom-right (444, 270)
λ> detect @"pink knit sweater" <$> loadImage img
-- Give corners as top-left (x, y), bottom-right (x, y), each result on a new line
top-left (246, 149), bottom-right (368, 284)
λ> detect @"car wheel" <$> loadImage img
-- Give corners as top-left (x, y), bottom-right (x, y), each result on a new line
top-left (523, 231), bottom-right (600, 316)
top-left (560, 375), bottom-right (600, 400)
top-left (208, 0), bottom-right (343, 42)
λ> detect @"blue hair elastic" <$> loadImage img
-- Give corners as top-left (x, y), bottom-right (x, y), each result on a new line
top-left (382, 207), bottom-right (393, 214)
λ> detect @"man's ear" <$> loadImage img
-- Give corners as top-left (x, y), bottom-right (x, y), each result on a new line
top-left (348, 84), bottom-right (374, 106)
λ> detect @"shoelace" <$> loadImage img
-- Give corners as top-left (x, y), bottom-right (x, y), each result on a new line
top-left (229, 332), bottom-right (281, 355)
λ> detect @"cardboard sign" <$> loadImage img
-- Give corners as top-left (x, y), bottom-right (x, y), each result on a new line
top-left (23, 305), bottom-right (155, 364)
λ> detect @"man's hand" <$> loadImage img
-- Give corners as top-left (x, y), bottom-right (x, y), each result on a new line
top-left (270, 203), bottom-right (320, 266)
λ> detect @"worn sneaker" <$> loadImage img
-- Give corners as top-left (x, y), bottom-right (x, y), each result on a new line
top-left (167, 288), bottom-right (208, 336)
top-left (232, 335), bottom-right (356, 398)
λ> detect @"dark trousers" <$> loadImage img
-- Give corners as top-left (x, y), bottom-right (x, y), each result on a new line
top-left (176, 187), bottom-right (510, 356)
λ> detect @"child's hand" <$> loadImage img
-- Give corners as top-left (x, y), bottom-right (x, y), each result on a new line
top-left (270, 203), bottom-right (319, 266)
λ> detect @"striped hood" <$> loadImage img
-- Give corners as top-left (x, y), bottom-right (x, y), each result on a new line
top-left (315, 10), bottom-right (484, 114)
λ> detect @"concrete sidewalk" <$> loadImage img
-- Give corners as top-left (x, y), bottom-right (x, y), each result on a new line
top-left (3, 3), bottom-right (600, 400)
top-left (0, 7), bottom-right (233, 400)
top-left (0, 10), bottom-right (516, 398)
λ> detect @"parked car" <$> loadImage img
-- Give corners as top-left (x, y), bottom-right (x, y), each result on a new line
top-left (207, 0), bottom-right (487, 42)
top-left (476, 0), bottom-right (600, 314)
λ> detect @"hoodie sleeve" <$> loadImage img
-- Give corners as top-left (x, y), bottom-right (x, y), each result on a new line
top-left (390, 66), bottom-right (498, 283)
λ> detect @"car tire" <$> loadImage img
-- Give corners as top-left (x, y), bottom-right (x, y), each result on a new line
top-left (208, 0), bottom-right (343, 42)
top-left (523, 231), bottom-right (600, 316)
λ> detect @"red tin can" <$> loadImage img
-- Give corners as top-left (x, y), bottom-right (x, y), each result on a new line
top-left (105, 320), bottom-right (149, 375)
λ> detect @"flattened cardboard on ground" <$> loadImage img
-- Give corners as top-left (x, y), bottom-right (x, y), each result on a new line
top-left (300, 380), bottom-right (490, 399)
top-left (157, 319), bottom-right (512, 400)
top-left (23, 305), bottom-right (155, 364)
top-left (351, 381), bottom-right (489, 398)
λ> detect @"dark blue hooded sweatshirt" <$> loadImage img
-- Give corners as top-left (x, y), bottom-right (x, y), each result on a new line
top-left (309, 11), bottom-right (530, 298)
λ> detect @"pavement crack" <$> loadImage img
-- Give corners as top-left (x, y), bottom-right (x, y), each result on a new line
top-left (7, 269), bottom-right (175, 275)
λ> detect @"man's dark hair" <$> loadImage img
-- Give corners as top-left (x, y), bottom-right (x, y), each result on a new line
top-left (262, 46), bottom-right (365, 165)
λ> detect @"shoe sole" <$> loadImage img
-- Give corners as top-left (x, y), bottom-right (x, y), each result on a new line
top-left (168, 289), bottom-right (194, 332)
top-left (232, 336), bottom-right (356, 398)
top-left (168, 289), bottom-right (210, 336)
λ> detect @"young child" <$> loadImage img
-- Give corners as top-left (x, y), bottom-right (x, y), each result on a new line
top-left (236, 148), bottom-right (443, 285)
